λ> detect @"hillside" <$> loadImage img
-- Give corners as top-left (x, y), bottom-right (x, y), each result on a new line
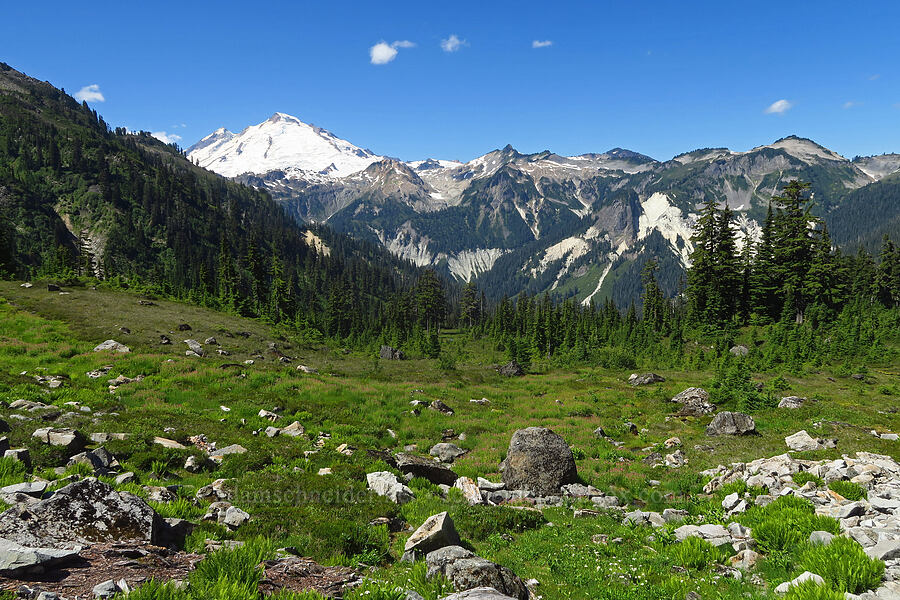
top-left (0, 63), bottom-right (428, 339)
top-left (0, 281), bottom-right (897, 598)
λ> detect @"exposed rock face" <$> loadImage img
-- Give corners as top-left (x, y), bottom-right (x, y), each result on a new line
top-left (32, 427), bottom-right (86, 453)
top-left (628, 373), bottom-right (664, 386)
top-left (706, 412), bottom-right (756, 436)
top-left (498, 362), bottom-right (525, 377)
top-left (426, 546), bottom-right (528, 600)
top-left (501, 427), bottom-right (577, 495)
top-left (366, 471), bottom-right (414, 504)
top-left (0, 479), bottom-right (159, 549)
top-left (404, 512), bottom-right (460, 557)
top-left (395, 453), bottom-right (459, 485)
top-left (453, 477), bottom-right (484, 505)
top-left (379, 345), bottom-right (405, 360)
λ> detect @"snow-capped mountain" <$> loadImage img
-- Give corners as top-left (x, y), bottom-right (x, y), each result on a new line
top-left (189, 116), bottom-right (900, 306)
top-left (187, 113), bottom-right (381, 179)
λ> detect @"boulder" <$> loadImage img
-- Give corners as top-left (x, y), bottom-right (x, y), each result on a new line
top-left (778, 396), bottom-right (806, 409)
top-left (439, 589), bottom-right (519, 600)
top-left (785, 430), bottom-right (828, 452)
top-left (809, 531), bottom-right (834, 546)
top-left (430, 443), bottom-right (467, 463)
top-left (209, 444), bottom-right (247, 462)
top-left (0, 482), bottom-right (47, 498)
top-left (498, 362), bottom-right (525, 377)
top-left (729, 345), bottom-right (749, 357)
top-left (426, 546), bottom-right (528, 600)
top-left (672, 387), bottom-right (710, 405)
top-left (453, 477), bottom-right (484, 505)
top-left (0, 538), bottom-right (80, 576)
top-left (395, 453), bottom-right (459, 486)
top-left (774, 572), bottom-right (824, 594)
top-left (196, 479), bottom-right (232, 502)
top-left (93, 340), bottom-right (130, 353)
top-left (281, 421), bottom-right (305, 437)
top-left (4, 448), bottom-right (31, 470)
top-left (379, 345), bottom-right (405, 360)
top-left (222, 506), bottom-right (250, 529)
top-left (183, 339), bottom-right (204, 357)
top-left (32, 427), bottom-right (86, 453)
top-left (628, 373), bottom-right (664, 386)
top-left (865, 540), bottom-right (900, 561)
top-left (367, 471), bottom-right (414, 504)
top-left (404, 512), bottom-right (460, 557)
top-left (501, 427), bottom-right (577, 495)
top-left (706, 412), bottom-right (756, 436)
top-left (0, 479), bottom-right (159, 549)
top-left (68, 447), bottom-right (118, 475)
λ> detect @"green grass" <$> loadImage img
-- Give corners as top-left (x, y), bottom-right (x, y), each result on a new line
top-left (0, 283), bottom-right (897, 600)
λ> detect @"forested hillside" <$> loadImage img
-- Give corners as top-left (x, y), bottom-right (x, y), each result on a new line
top-left (0, 62), bottom-right (438, 342)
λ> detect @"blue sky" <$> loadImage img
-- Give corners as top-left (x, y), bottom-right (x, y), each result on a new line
top-left (3, 1), bottom-right (899, 162)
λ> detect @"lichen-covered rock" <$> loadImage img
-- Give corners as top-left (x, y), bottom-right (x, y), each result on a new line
top-left (501, 427), bottom-right (577, 495)
top-left (404, 512), bottom-right (460, 557)
top-left (426, 545), bottom-right (528, 600)
top-left (706, 412), bottom-right (756, 436)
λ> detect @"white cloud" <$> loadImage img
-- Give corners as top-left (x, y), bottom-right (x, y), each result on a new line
top-left (869, 74), bottom-right (881, 81)
top-left (370, 40), bottom-right (416, 65)
top-left (842, 101), bottom-right (859, 109)
top-left (532, 40), bottom-right (553, 48)
top-left (441, 34), bottom-right (466, 52)
top-left (74, 84), bottom-right (105, 103)
top-left (764, 99), bottom-right (793, 115)
top-left (151, 131), bottom-right (182, 144)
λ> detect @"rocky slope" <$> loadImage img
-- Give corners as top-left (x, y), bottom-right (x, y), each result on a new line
top-left (190, 115), bottom-right (900, 304)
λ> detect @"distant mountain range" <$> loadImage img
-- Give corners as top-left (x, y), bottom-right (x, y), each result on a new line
top-left (188, 114), bottom-right (900, 305)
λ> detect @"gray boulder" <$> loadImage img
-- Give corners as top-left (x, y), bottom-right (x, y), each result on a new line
top-left (367, 471), bottom-right (414, 504)
top-left (706, 412), bottom-right (756, 436)
top-left (729, 345), bottom-right (749, 357)
top-left (380, 345), bottom-right (405, 360)
top-left (628, 373), bottom-right (664, 386)
top-left (430, 443), bottom-right (467, 463)
top-left (501, 427), bottom-right (576, 495)
top-left (93, 340), bottom-right (130, 353)
top-left (671, 387), bottom-right (716, 417)
top-left (32, 427), bottom-right (86, 453)
top-left (498, 362), bottom-right (525, 377)
top-left (778, 396), bottom-right (806, 409)
top-left (0, 538), bottom-right (80, 575)
top-left (785, 430), bottom-right (831, 452)
top-left (439, 589), bottom-right (519, 600)
top-left (426, 546), bottom-right (528, 600)
top-left (395, 453), bottom-right (459, 485)
top-left (405, 512), bottom-right (460, 557)
top-left (183, 339), bottom-right (204, 357)
top-left (0, 479), bottom-right (159, 549)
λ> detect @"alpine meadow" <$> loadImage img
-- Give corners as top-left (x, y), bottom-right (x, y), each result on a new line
top-left (0, 3), bottom-right (899, 599)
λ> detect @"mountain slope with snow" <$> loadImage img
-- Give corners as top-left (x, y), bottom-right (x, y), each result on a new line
top-left (187, 113), bottom-right (381, 179)
top-left (189, 117), bottom-right (897, 306)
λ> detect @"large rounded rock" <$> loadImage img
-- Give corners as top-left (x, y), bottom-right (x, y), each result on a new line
top-left (0, 538), bottom-right (80, 576)
top-left (395, 453), bottom-right (459, 485)
top-left (427, 546), bottom-right (528, 600)
top-left (367, 471), bottom-right (414, 504)
top-left (440, 589), bottom-right (519, 600)
top-left (0, 479), bottom-right (159, 549)
top-left (628, 373), bottom-right (664, 386)
top-left (671, 388), bottom-right (716, 417)
top-left (501, 427), bottom-right (577, 495)
top-left (705, 412), bottom-right (756, 436)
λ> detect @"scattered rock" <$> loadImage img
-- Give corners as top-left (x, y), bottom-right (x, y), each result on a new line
top-left (453, 477), bottom-right (484, 505)
top-left (785, 430), bottom-right (835, 452)
top-left (379, 345), bottom-right (405, 360)
top-left (439, 588), bottom-right (520, 600)
top-left (426, 546), bottom-right (528, 600)
top-left (92, 340), bottom-right (130, 353)
top-left (281, 421), bottom-right (305, 437)
top-left (395, 452), bottom-right (459, 486)
top-left (706, 412), bottom-right (756, 436)
top-left (470, 398), bottom-right (490, 405)
top-left (4, 449), bottom-right (31, 469)
top-left (430, 443), bottom-right (467, 463)
top-left (498, 362), bottom-right (525, 377)
top-left (177, 324), bottom-right (192, 331)
top-left (297, 365), bottom-right (318, 374)
top-left (183, 339), bottom-right (204, 357)
top-left (258, 409), bottom-right (279, 422)
top-left (774, 571), bottom-right (824, 594)
top-left (430, 400), bottom-right (455, 416)
top-left (729, 345), bottom-right (749, 357)
top-left (404, 512), bottom-right (460, 558)
top-left (152, 436), bottom-right (186, 450)
top-left (672, 387), bottom-right (717, 416)
top-left (501, 427), bottom-right (576, 495)
top-left (367, 471), bottom-right (414, 504)
top-left (778, 396), bottom-right (806, 409)
top-left (809, 531), bottom-right (834, 546)
top-left (208, 444), bottom-right (247, 462)
top-left (32, 427), bottom-right (87, 453)
top-left (628, 373), bottom-right (664, 386)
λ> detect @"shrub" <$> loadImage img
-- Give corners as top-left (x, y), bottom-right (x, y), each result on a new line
top-left (783, 579), bottom-right (844, 600)
top-left (670, 536), bottom-right (723, 570)
top-left (114, 579), bottom-right (187, 599)
top-left (801, 537), bottom-right (884, 594)
top-left (792, 472), bottom-right (825, 487)
top-left (827, 481), bottom-right (866, 501)
top-left (740, 496), bottom-right (840, 556)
